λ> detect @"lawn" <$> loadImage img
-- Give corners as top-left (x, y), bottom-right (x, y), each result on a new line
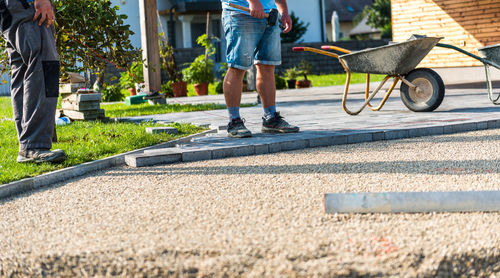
top-left (0, 120), bottom-right (204, 184)
top-left (307, 73), bottom-right (385, 87)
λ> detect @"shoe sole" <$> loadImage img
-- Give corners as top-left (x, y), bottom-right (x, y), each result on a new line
top-left (17, 153), bottom-right (66, 164)
top-left (262, 127), bottom-right (300, 133)
top-left (228, 132), bottom-right (252, 138)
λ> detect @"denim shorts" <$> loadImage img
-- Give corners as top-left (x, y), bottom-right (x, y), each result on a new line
top-left (222, 9), bottom-right (281, 70)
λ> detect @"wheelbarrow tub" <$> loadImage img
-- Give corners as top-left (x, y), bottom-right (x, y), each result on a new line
top-left (478, 43), bottom-right (500, 67)
top-left (339, 37), bottom-right (442, 75)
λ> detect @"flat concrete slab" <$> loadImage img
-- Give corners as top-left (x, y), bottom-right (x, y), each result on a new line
top-left (145, 127), bottom-right (178, 135)
top-left (124, 82), bottom-right (500, 167)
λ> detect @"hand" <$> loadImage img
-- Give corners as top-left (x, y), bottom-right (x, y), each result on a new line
top-left (249, 0), bottom-right (265, 19)
top-left (280, 13), bottom-right (292, 33)
top-left (33, 0), bottom-right (54, 28)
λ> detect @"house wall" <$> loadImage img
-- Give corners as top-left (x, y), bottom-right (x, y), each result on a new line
top-left (325, 22), bottom-right (354, 41)
top-left (110, 0), bottom-right (142, 48)
top-left (392, 0), bottom-right (500, 68)
top-left (287, 0), bottom-right (325, 42)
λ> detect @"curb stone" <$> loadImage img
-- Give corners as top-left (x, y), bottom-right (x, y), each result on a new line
top-left (0, 129), bottom-right (217, 200)
top-left (123, 119), bottom-right (500, 168)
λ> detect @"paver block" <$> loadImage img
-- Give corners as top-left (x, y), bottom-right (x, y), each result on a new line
top-left (384, 129), bottom-right (409, 140)
top-left (308, 136), bottom-right (334, 148)
top-left (0, 179), bottom-right (34, 199)
top-left (125, 149), bottom-right (182, 167)
top-left (332, 134), bottom-right (348, 145)
top-left (61, 100), bottom-right (100, 111)
top-left (232, 145), bottom-right (255, 157)
top-left (408, 126), bottom-right (444, 137)
top-left (211, 147), bottom-right (234, 159)
top-left (254, 144), bottom-right (270, 155)
top-left (347, 132), bottom-right (372, 144)
top-left (372, 131), bottom-right (385, 141)
top-left (182, 149), bottom-right (212, 162)
top-left (487, 119), bottom-right (500, 129)
top-left (280, 139), bottom-right (308, 151)
top-left (59, 83), bottom-right (86, 94)
top-left (146, 127), bottom-right (178, 135)
top-left (62, 92), bottom-right (102, 102)
top-left (443, 122), bottom-right (477, 134)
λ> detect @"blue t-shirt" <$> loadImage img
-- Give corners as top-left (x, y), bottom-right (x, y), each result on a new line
top-left (221, 0), bottom-right (277, 14)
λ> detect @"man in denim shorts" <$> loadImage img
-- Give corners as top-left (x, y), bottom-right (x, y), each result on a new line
top-left (221, 0), bottom-right (299, 138)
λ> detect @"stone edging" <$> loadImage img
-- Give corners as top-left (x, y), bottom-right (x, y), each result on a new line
top-left (0, 129), bottom-right (217, 200)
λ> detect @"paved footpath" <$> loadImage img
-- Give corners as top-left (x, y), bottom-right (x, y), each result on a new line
top-left (123, 82), bottom-right (500, 167)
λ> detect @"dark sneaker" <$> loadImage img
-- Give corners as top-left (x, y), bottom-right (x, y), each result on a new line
top-left (262, 112), bottom-right (300, 133)
top-left (227, 118), bottom-right (252, 138)
top-left (17, 149), bottom-right (66, 164)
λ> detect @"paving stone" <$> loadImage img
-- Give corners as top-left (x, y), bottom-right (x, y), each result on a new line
top-left (145, 127), bottom-right (178, 135)
top-left (182, 149), bottom-right (212, 162)
top-left (125, 150), bottom-right (182, 167)
top-left (372, 131), bottom-right (385, 141)
top-left (384, 129), bottom-right (409, 140)
top-left (254, 144), bottom-right (270, 155)
top-left (0, 179), bottom-right (34, 199)
top-left (347, 132), bottom-right (373, 144)
top-left (280, 139), bottom-right (308, 151)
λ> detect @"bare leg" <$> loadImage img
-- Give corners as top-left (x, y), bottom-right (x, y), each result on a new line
top-left (255, 64), bottom-right (276, 108)
top-left (223, 67), bottom-right (246, 107)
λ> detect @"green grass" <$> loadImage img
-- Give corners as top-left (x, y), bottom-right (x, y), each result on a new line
top-left (0, 96), bottom-right (11, 119)
top-left (0, 120), bottom-right (204, 184)
top-left (307, 73), bottom-right (385, 87)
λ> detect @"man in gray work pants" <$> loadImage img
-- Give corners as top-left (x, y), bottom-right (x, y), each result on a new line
top-left (1, 0), bottom-right (65, 163)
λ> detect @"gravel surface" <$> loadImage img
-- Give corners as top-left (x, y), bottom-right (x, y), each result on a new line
top-left (1, 129), bottom-right (500, 277)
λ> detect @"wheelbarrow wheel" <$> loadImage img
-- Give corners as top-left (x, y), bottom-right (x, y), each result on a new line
top-left (400, 68), bottom-right (445, 112)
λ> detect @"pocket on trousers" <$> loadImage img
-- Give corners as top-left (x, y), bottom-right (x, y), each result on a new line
top-left (43, 61), bottom-right (60, 98)
top-left (0, 0), bottom-right (12, 32)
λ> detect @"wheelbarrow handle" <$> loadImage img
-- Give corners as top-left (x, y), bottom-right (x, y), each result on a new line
top-left (436, 43), bottom-right (500, 68)
top-left (321, 45), bottom-right (351, 54)
top-left (292, 46), bottom-right (340, 58)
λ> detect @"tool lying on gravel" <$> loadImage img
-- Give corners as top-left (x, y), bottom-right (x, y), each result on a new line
top-left (227, 3), bottom-right (279, 27)
top-left (324, 190), bottom-right (500, 213)
top-left (293, 35), bottom-right (500, 115)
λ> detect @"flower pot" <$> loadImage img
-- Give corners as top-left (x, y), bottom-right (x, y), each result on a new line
top-left (287, 79), bottom-right (296, 89)
top-left (128, 87), bottom-right (137, 96)
top-left (194, 82), bottom-right (209, 96)
top-left (296, 79), bottom-right (312, 88)
top-left (172, 81), bottom-right (187, 97)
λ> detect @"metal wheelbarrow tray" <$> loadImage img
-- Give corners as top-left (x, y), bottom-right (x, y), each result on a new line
top-left (293, 36), bottom-right (445, 115)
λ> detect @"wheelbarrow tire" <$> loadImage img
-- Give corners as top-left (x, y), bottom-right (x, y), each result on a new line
top-left (400, 68), bottom-right (445, 112)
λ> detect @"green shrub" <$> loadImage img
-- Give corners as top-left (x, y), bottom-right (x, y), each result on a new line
top-left (120, 61), bottom-right (144, 89)
top-left (215, 81), bottom-right (223, 94)
top-left (102, 84), bottom-right (125, 102)
top-left (275, 74), bottom-right (286, 90)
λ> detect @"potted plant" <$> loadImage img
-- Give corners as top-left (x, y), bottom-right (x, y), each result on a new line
top-left (159, 36), bottom-right (187, 97)
top-left (284, 67), bottom-right (300, 89)
top-left (296, 60), bottom-right (312, 88)
top-left (182, 34), bottom-right (215, 96)
top-left (120, 61), bottom-right (144, 96)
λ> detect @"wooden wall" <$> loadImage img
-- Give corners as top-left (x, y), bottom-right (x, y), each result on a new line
top-left (392, 0), bottom-right (500, 68)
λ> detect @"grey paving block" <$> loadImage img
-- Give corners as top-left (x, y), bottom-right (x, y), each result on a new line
top-left (347, 132), bottom-right (373, 144)
top-left (182, 149), bottom-right (212, 162)
top-left (408, 126), bottom-right (444, 137)
top-left (211, 147), bottom-right (234, 159)
top-left (308, 136), bottom-right (334, 148)
top-left (384, 129), bottom-right (409, 140)
top-left (125, 150), bottom-right (182, 167)
top-left (0, 179), bottom-right (34, 199)
top-left (33, 167), bottom-right (79, 189)
top-left (146, 127), bottom-right (178, 135)
top-left (280, 139), bottom-right (308, 151)
top-left (254, 144), bottom-right (270, 155)
top-left (487, 119), bottom-right (500, 129)
top-left (233, 145), bottom-right (256, 157)
top-left (268, 142), bottom-right (282, 153)
top-left (372, 131), bottom-right (385, 141)
top-left (477, 121), bottom-right (488, 130)
top-left (443, 122), bottom-right (477, 134)
top-left (332, 134), bottom-right (348, 145)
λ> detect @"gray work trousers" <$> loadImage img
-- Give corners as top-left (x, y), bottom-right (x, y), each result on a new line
top-left (0, 0), bottom-right (59, 151)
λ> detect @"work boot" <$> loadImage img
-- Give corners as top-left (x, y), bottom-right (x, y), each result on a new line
top-left (17, 149), bottom-right (66, 164)
top-left (227, 118), bottom-right (252, 138)
top-left (262, 112), bottom-right (300, 133)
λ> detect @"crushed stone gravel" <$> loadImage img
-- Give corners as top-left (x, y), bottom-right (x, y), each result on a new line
top-left (1, 129), bottom-right (499, 277)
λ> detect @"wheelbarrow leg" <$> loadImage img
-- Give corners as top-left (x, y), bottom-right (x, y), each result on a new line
top-left (366, 76), bottom-right (400, 111)
top-left (485, 64), bottom-right (500, 105)
top-left (342, 74), bottom-right (393, 115)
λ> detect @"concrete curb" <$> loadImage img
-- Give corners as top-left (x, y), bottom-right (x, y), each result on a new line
top-left (124, 118), bottom-right (500, 167)
top-left (0, 129), bottom-right (217, 200)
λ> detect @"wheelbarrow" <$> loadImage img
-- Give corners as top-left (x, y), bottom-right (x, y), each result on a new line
top-left (436, 42), bottom-right (500, 104)
top-left (293, 36), bottom-right (445, 115)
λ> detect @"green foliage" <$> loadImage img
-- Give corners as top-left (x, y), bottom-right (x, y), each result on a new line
top-left (159, 33), bottom-right (182, 83)
top-left (119, 61), bottom-right (144, 89)
top-left (356, 0), bottom-right (392, 38)
top-left (280, 12), bottom-right (310, 43)
top-left (275, 74), bottom-right (287, 90)
top-left (215, 81), bottom-right (223, 94)
top-left (182, 34), bottom-right (216, 84)
top-left (161, 81), bottom-right (174, 98)
top-left (101, 84), bottom-right (125, 102)
top-left (0, 1), bottom-right (137, 79)
top-left (284, 67), bottom-right (301, 80)
top-left (298, 60), bottom-right (313, 80)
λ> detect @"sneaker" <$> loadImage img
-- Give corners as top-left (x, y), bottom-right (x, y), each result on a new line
top-left (227, 118), bottom-right (252, 138)
top-left (17, 149), bottom-right (66, 164)
top-left (262, 112), bottom-right (300, 133)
